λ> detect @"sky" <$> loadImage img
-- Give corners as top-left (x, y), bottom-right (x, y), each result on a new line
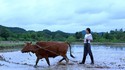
top-left (0, 0), bottom-right (125, 33)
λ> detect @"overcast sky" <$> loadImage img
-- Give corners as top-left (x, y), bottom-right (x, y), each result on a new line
top-left (0, 0), bottom-right (125, 33)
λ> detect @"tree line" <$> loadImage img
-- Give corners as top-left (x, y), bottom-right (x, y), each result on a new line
top-left (0, 25), bottom-right (125, 42)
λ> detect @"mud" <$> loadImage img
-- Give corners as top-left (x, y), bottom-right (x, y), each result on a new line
top-left (0, 44), bottom-right (125, 70)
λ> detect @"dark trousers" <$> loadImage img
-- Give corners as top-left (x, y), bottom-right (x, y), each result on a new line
top-left (81, 43), bottom-right (94, 64)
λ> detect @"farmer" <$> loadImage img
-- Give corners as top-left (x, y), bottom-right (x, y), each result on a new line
top-left (79, 28), bottom-right (94, 64)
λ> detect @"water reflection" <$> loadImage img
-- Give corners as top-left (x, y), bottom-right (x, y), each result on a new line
top-left (71, 44), bottom-right (125, 53)
top-left (0, 45), bottom-right (125, 53)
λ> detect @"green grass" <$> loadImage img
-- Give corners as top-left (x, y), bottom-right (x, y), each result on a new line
top-left (0, 41), bottom-right (23, 49)
top-left (0, 41), bottom-right (36, 49)
top-left (0, 41), bottom-right (125, 49)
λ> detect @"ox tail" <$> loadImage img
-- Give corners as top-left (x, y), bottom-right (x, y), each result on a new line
top-left (67, 42), bottom-right (75, 58)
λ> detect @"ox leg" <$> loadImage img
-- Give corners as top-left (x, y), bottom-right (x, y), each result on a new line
top-left (34, 58), bottom-right (40, 68)
top-left (65, 57), bottom-right (69, 64)
top-left (59, 58), bottom-right (66, 62)
top-left (63, 55), bottom-right (69, 64)
top-left (45, 57), bottom-right (50, 66)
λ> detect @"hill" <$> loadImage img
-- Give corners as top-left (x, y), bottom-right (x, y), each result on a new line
top-left (0, 25), bottom-right (26, 33)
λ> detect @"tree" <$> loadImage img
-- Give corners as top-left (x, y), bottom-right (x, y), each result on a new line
top-left (92, 32), bottom-right (100, 42)
top-left (54, 33), bottom-right (65, 41)
top-left (104, 32), bottom-right (110, 39)
top-left (0, 27), bottom-right (11, 40)
top-left (120, 28), bottom-right (123, 32)
top-left (75, 32), bottom-right (83, 39)
top-left (30, 32), bottom-right (38, 40)
top-left (66, 36), bottom-right (76, 43)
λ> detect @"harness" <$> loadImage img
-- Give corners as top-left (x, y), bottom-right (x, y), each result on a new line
top-left (35, 44), bottom-right (77, 63)
top-left (35, 44), bottom-right (60, 56)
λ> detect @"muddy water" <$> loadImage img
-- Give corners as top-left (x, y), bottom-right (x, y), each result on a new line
top-left (0, 44), bottom-right (125, 70)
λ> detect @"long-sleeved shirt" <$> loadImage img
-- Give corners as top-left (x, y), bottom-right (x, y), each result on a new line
top-left (84, 34), bottom-right (93, 43)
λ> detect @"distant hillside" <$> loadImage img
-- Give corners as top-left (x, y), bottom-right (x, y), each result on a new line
top-left (0, 25), bottom-right (72, 41)
top-left (82, 30), bottom-right (86, 35)
top-left (0, 25), bottom-right (125, 42)
top-left (0, 25), bottom-right (26, 33)
top-left (7, 27), bottom-right (26, 33)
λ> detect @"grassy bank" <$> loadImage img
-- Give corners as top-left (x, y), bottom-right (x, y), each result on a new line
top-left (0, 41), bottom-right (25, 49)
top-left (0, 41), bottom-right (125, 49)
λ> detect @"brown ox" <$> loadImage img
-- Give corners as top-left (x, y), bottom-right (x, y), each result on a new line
top-left (21, 41), bottom-right (75, 67)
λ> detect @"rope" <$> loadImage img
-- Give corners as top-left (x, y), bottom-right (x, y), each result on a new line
top-left (29, 52), bottom-right (32, 56)
top-left (35, 44), bottom-right (77, 62)
top-left (36, 44), bottom-right (60, 56)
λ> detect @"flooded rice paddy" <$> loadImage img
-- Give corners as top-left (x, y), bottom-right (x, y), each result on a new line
top-left (0, 44), bottom-right (125, 70)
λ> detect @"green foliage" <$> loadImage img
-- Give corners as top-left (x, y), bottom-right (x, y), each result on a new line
top-left (0, 27), bottom-right (11, 40)
top-left (0, 25), bottom-right (125, 42)
top-left (0, 37), bottom-right (5, 41)
top-left (92, 28), bottom-right (125, 42)
top-left (75, 32), bottom-right (83, 39)
top-left (66, 36), bottom-right (76, 43)
top-left (54, 33), bottom-right (65, 41)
